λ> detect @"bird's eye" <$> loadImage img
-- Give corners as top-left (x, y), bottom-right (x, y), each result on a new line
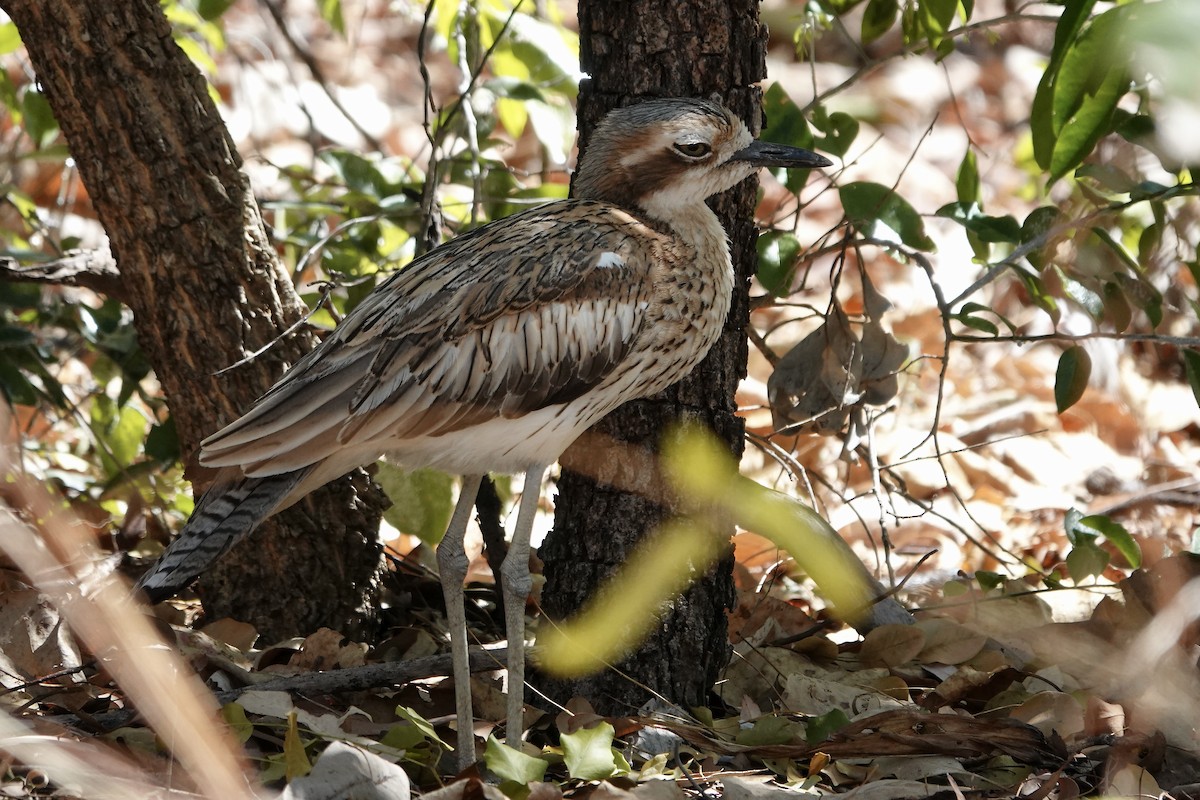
top-left (674, 141), bottom-right (712, 159)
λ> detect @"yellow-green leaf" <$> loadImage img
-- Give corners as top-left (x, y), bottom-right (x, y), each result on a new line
top-left (561, 722), bottom-right (620, 781)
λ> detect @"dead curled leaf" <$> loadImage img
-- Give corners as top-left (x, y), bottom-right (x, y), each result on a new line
top-left (767, 276), bottom-right (908, 449)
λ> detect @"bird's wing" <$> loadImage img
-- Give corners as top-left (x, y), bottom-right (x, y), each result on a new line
top-left (199, 201), bottom-right (661, 475)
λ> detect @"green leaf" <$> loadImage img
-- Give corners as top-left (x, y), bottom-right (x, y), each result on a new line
top-left (0, 361), bottom-right (37, 406)
top-left (1066, 541), bottom-right (1109, 582)
top-left (1054, 267), bottom-right (1103, 320)
top-left (1041, 7), bottom-right (1131, 182)
top-left (762, 83), bottom-right (816, 151)
top-left (1054, 345), bottom-right (1091, 413)
top-left (862, 0), bottom-right (899, 44)
top-left (936, 202), bottom-right (1019, 243)
top-left (1183, 350), bottom-right (1200, 409)
top-left (560, 722), bottom-right (620, 781)
top-left (1031, 0), bottom-right (1099, 169)
top-left (805, 708), bottom-right (850, 745)
top-left (756, 231), bottom-right (802, 296)
top-left (811, 106), bottom-right (860, 159)
top-left (0, 22), bottom-right (22, 55)
top-left (1020, 207), bottom-right (1064, 271)
top-left (975, 571), bottom-right (1004, 591)
top-left (320, 0), bottom-right (345, 35)
top-left (920, 0), bottom-right (959, 57)
top-left (483, 736), bottom-right (548, 785)
top-left (144, 416), bottom-right (180, 465)
top-left (283, 711), bottom-right (312, 780)
top-left (762, 84), bottom-right (820, 193)
top-left (220, 703), bottom-right (254, 744)
top-left (197, 0), bottom-right (235, 21)
top-left (736, 716), bottom-right (802, 747)
top-left (21, 89), bottom-right (59, 149)
top-left (375, 465), bottom-right (454, 544)
top-left (840, 182), bottom-right (935, 251)
top-left (956, 149), bottom-right (979, 204)
top-left (395, 706), bottom-right (452, 750)
top-left (1077, 514), bottom-right (1141, 568)
top-left (953, 302), bottom-right (999, 336)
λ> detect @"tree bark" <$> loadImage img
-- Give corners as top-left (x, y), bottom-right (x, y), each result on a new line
top-left (2, 0), bottom-right (388, 640)
top-left (539, 1), bottom-right (767, 714)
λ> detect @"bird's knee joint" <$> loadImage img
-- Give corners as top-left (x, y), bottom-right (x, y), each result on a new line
top-left (499, 557), bottom-right (532, 597)
top-left (437, 543), bottom-right (469, 580)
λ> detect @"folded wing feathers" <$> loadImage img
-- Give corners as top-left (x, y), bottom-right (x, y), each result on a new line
top-left (197, 202), bottom-right (659, 476)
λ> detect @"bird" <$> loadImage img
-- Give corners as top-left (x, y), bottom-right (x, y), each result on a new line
top-left (135, 96), bottom-right (831, 769)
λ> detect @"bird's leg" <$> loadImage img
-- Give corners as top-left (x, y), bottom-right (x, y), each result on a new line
top-left (437, 473), bottom-right (484, 771)
top-left (499, 465), bottom-right (547, 750)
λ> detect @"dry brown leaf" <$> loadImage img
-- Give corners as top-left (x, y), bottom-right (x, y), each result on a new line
top-left (915, 618), bottom-right (987, 665)
top-left (860, 624), bottom-right (926, 668)
top-left (1010, 691), bottom-right (1085, 740)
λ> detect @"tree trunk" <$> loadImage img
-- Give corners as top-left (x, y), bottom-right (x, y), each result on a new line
top-left (2, 0), bottom-right (389, 640)
top-left (539, 1), bottom-right (766, 714)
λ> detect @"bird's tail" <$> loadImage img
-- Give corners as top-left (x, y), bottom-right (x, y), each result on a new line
top-left (135, 467), bottom-right (313, 603)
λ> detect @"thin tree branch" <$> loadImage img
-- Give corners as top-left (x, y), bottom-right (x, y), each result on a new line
top-left (0, 249), bottom-right (123, 299)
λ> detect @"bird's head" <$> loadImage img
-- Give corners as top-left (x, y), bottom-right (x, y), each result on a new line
top-left (573, 97), bottom-right (831, 222)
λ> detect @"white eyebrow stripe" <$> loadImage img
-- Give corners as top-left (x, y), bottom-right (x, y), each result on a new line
top-left (595, 251), bottom-right (625, 269)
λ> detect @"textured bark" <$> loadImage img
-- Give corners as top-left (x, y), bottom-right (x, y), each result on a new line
top-left (539, 1), bottom-right (766, 714)
top-left (2, 0), bottom-right (388, 639)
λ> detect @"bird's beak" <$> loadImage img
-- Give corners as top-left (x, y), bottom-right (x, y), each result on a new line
top-left (731, 140), bottom-right (832, 169)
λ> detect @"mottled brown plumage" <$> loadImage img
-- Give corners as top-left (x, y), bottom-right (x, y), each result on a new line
top-left (136, 97), bottom-right (830, 767)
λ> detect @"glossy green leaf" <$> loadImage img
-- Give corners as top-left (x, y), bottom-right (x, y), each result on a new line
top-left (1031, 0), bottom-right (1099, 169)
top-left (862, 0), bottom-right (899, 44)
top-left (762, 83), bottom-right (816, 151)
top-left (483, 736), bottom-right (548, 785)
top-left (1019, 207), bottom-right (1063, 271)
top-left (921, 0), bottom-right (959, 57)
top-left (762, 84), bottom-right (820, 192)
top-left (954, 302), bottom-right (999, 336)
top-left (840, 181), bottom-right (935, 251)
top-left (1077, 514), bottom-right (1141, 568)
top-left (1043, 7), bottom-right (1130, 182)
top-left (1054, 345), bottom-right (1091, 413)
top-left (561, 722), bottom-right (620, 781)
top-left (812, 107), bottom-right (860, 158)
top-left (756, 231), bottom-right (802, 296)
top-left (1053, 266), bottom-right (1103, 319)
top-left (936, 202), bottom-right (1019, 243)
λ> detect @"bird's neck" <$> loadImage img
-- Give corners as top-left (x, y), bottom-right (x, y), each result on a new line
top-left (638, 196), bottom-right (727, 257)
